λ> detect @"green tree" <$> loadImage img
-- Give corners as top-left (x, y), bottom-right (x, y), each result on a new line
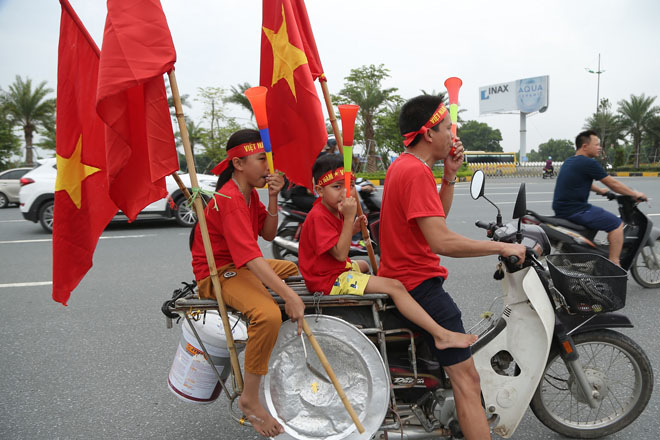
top-left (166, 77), bottom-right (191, 119)
top-left (458, 120), bottom-right (503, 152)
top-left (3, 76), bottom-right (55, 166)
top-left (175, 118), bottom-right (205, 171)
top-left (613, 147), bottom-right (626, 168)
top-left (225, 82), bottom-right (254, 118)
top-left (373, 97), bottom-right (404, 154)
top-left (645, 116), bottom-right (660, 163)
top-left (584, 99), bottom-right (624, 151)
top-left (0, 93), bottom-right (21, 169)
top-left (334, 64), bottom-right (401, 170)
top-left (617, 93), bottom-right (659, 169)
top-left (535, 138), bottom-right (575, 162)
top-left (194, 87), bottom-right (242, 173)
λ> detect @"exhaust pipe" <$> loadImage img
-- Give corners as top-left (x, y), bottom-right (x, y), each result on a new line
top-left (273, 236), bottom-right (299, 253)
top-left (378, 426), bottom-right (452, 440)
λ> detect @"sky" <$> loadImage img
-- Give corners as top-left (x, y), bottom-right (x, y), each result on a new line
top-left (1, 0), bottom-right (659, 159)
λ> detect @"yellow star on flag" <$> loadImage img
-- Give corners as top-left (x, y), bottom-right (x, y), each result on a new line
top-left (55, 134), bottom-right (101, 209)
top-left (263, 5), bottom-right (308, 99)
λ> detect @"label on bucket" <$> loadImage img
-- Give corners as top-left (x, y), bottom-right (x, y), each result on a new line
top-left (169, 343), bottom-right (223, 400)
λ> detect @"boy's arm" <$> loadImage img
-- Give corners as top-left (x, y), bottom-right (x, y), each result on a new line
top-left (328, 197), bottom-right (358, 262)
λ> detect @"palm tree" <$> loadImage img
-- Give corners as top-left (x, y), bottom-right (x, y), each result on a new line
top-left (618, 94), bottom-right (659, 168)
top-left (584, 100), bottom-right (625, 165)
top-left (645, 116), bottom-right (660, 163)
top-left (175, 118), bottom-right (204, 156)
top-left (335, 64), bottom-right (401, 171)
top-left (225, 82), bottom-right (254, 118)
top-left (4, 76), bottom-right (55, 166)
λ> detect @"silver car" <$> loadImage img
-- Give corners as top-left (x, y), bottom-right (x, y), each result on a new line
top-left (0, 167), bottom-right (32, 208)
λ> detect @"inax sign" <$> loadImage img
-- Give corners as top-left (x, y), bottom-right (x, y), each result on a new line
top-left (479, 75), bottom-right (549, 115)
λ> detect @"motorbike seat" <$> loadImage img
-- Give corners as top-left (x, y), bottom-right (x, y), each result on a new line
top-left (527, 210), bottom-right (590, 232)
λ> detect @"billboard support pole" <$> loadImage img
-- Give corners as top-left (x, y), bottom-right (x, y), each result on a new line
top-left (519, 112), bottom-right (527, 161)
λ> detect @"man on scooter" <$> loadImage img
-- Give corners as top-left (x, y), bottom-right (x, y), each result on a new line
top-left (552, 130), bottom-right (647, 266)
top-left (379, 95), bottom-right (526, 439)
top-left (543, 156), bottom-right (553, 174)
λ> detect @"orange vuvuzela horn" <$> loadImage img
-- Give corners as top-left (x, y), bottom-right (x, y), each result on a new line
top-left (444, 77), bottom-right (462, 156)
top-left (244, 86), bottom-right (274, 174)
top-left (337, 104), bottom-right (359, 197)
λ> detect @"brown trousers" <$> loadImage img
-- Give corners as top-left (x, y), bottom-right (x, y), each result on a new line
top-left (197, 259), bottom-right (299, 375)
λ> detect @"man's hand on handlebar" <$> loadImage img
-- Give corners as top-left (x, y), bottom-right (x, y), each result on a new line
top-left (500, 243), bottom-right (527, 265)
top-left (632, 191), bottom-right (648, 202)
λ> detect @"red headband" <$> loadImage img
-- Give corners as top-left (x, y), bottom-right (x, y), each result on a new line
top-left (211, 141), bottom-right (265, 175)
top-left (402, 103), bottom-right (449, 147)
top-left (317, 167), bottom-right (354, 187)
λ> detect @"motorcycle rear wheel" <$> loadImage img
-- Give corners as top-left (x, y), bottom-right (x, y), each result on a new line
top-left (530, 330), bottom-right (653, 439)
top-left (272, 225), bottom-right (299, 263)
top-left (630, 237), bottom-right (660, 288)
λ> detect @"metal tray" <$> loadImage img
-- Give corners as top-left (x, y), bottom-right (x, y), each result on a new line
top-left (260, 315), bottom-right (389, 440)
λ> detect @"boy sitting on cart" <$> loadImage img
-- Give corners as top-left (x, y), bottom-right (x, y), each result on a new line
top-left (298, 154), bottom-right (477, 350)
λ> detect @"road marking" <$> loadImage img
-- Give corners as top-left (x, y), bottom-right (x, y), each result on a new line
top-left (648, 213), bottom-right (660, 217)
top-left (0, 233), bottom-right (156, 244)
top-left (0, 219), bottom-right (25, 223)
top-left (0, 281), bottom-right (52, 288)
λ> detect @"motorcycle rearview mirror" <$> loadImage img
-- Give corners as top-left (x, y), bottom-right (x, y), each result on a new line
top-left (512, 183), bottom-right (526, 243)
top-left (470, 170), bottom-right (485, 200)
top-left (470, 170), bottom-right (503, 226)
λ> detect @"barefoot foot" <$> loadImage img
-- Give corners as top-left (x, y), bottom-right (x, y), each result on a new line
top-left (238, 396), bottom-right (284, 438)
top-left (433, 331), bottom-right (479, 351)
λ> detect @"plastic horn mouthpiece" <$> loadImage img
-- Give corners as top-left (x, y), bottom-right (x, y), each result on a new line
top-left (338, 104), bottom-right (360, 197)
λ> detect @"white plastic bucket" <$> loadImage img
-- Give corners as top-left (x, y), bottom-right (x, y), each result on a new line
top-left (168, 311), bottom-right (247, 404)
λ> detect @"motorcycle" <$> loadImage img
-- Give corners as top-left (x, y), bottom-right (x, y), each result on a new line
top-left (163, 169), bottom-right (652, 439)
top-left (272, 179), bottom-right (381, 262)
top-left (542, 167), bottom-right (555, 179)
top-left (523, 191), bottom-right (660, 288)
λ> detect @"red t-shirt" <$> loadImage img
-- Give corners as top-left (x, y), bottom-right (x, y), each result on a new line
top-left (378, 153), bottom-right (448, 290)
top-left (191, 179), bottom-right (267, 280)
top-left (299, 199), bottom-right (351, 294)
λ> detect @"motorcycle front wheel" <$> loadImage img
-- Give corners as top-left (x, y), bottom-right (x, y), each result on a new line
top-left (630, 237), bottom-right (660, 288)
top-left (530, 330), bottom-right (653, 439)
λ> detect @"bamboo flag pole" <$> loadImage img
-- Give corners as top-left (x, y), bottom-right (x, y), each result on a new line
top-left (168, 70), bottom-right (244, 393)
top-left (319, 80), bottom-right (379, 273)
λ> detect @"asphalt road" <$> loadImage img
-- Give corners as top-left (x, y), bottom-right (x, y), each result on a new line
top-left (0, 177), bottom-right (658, 440)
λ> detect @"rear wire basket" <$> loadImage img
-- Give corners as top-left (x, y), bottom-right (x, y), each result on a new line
top-left (546, 254), bottom-right (628, 315)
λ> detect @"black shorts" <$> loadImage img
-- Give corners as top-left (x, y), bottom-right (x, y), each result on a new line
top-left (406, 277), bottom-right (471, 367)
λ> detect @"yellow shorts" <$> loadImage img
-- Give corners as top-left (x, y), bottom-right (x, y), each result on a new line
top-left (329, 261), bottom-right (371, 296)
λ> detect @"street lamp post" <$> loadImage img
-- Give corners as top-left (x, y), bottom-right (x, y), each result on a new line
top-left (585, 53), bottom-right (605, 113)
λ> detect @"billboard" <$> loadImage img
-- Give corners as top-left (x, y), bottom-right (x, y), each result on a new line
top-left (479, 75), bottom-right (549, 114)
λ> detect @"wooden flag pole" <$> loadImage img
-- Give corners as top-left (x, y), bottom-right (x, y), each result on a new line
top-left (168, 70), bottom-right (244, 393)
top-left (319, 81), bottom-right (379, 273)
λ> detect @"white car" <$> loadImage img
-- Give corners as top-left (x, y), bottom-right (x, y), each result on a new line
top-left (19, 157), bottom-right (217, 233)
top-left (0, 167), bottom-right (32, 208)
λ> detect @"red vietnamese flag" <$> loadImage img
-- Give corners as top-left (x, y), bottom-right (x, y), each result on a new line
top-left (54, 0), bottom-right (119, 305)
top-left (260, 0), bottom-right (327, 189)
top-left (289, 0), bottom-right (324, 80)
top-left (96, 0), bottom-right (179, 220)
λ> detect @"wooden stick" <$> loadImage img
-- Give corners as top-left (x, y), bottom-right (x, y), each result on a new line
top-left (319, 81), bottom-right (379, 273)
top-left (167, 70), bottom-right (244, 393)
top-left (302, 318), bottom-right (365, 434)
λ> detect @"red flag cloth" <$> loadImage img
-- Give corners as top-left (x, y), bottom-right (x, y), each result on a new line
top-left (54, 0), bottom-right (119, 305)
top-left (96, 0), bottom-right (179, 220)
top-left (289, 0), bottom-right (324, 80)
top-left (260, 0), bottom-right (328, 189)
